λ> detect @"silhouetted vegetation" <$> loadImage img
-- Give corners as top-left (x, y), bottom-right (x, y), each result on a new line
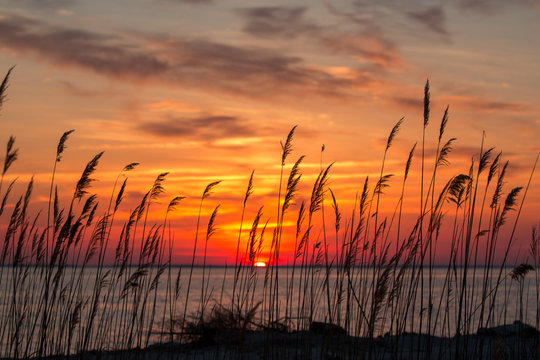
top-left (0, 69), bottom-right (539, 359)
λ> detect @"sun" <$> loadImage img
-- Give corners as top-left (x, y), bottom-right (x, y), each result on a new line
top-left (253, 261), bottom-right (267, 267)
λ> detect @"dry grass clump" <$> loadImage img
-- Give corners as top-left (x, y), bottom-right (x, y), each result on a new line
top-left (182, 302), bottom-right (261, 346)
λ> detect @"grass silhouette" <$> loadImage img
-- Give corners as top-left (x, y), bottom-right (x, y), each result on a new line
top-left (0, 68), bottom-right (538, 359)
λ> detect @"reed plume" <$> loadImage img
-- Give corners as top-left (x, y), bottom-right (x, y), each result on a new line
top-left (281, 125), bottom-right (297, 166)
top-left (3, 136), bottom-right (18, 176)
top-left (74, 152), bottom-right (104, 200)
top-left (0, 66), bottom-right (14, 110)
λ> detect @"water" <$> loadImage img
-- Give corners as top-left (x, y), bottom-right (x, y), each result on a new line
top-left (0, 265), bottom-right (538, 357)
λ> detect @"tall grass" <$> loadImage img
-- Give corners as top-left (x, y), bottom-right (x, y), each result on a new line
top-left (0, 68), bottom-right (538, 359)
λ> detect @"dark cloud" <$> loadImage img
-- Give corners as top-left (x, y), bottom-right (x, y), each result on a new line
top-left (319, 29), bottom-right (401, 70)
top-left (165, 38), bottom-right (303, 80)
top-left (0, 14), bottom-right (169, 78)
top-left (0, 12), bottom-right (369, 100)
top-left (138, 115), bottom-right (256, 140)
top-left (58, 80), bottom-right (112, 97)
top-left (406, 7), bottom-right (448, 36)
top-left (158, 37), bottom-right (363, 97)
top-left (8, 0), bottom-right (74, 9)
top-left (342, 1), bottom-right (452, 41)
top-left (171, 0), bottom-right (213, 3)
top-left (333, 0), bottom-right (539, 48)
top-left (238, 5), bottom-right (403, 70)
top-left (239, 6), bottom-right (314, 38)
top-left (391, 96), bottom-right (423, 111)
top-left (456, 97), bottom-right (530, 113)
top-left (456, 0), bottom-right (539, 13)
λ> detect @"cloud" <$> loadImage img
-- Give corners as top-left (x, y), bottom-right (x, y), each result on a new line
top-left (159, 37), bottom-right (364, 97)
top-left (0, 12), bottom-right (368, 100)
top-left (7, 0), bottom-right (74, 9)
top-left (406, 7), bottom-right (449, 36)
top-left (238, 5), bottom-right (403, 71)
top-left (137, 115), bottom-right (260, 140)
top-left (239, 6), bottom-right (314, 38)
top-left (0, 14), bottom-right (169, 78)
top-left (170, 0), bottom-right (213, 4)
top-left (318, 29), bottom-right (402, 70)
top-left (455, 0), bottom-right (539, 13)
top-left (391, 93), bottom-right (530, 114)
top-left (58, 80), bottom-right (111, 97)
top-left (391, 96), bottom-right (423, 111)
top-left (446, 95), bottom-right (530, 113)
top-left (326, 1), bottom-right (452, 43)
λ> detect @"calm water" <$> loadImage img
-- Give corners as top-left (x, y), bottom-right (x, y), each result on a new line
top-left (0, 265), bottom-right (538, 356)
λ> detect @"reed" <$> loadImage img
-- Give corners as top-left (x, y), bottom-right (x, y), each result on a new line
top-left (0, 68), bottom-right (538, 359)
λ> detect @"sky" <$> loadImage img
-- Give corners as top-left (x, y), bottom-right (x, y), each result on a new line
top-left (0, 0), bottom-right (538, 265)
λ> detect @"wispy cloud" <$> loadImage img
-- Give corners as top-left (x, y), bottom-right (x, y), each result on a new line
top-left (0, 13), bottom-right (168, 77)
top-left (391, 93), bottom-right (530, 114)
top-left (169, 0), bottom-right (213, 4)
top-left (138, 114), bottom-right (260, 140)
top-left (446, 95), bottom-right (531, 113)
top-left (345, 1), bottom-right (452, 41)
top-left (391, 95), bottom-right (423, 111)
top-left (58, 80), bottom-right (112, 97)
top-left (406, 6), bottom-right (449, 37)
top-left (0, 12), bottom-right (368, 100)
top-left (238, 5), bottom-right (403, 70)
top-left (456, 0), bottom-right (539, 13)
top-left (239, 6), bottom-right (315, 38)
top-left (7, 0), bottom-right (74, 9)
top-left (155, 37), bottom-right (361, 97)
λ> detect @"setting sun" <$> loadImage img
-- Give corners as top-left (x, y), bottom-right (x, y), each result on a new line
top-left (254, 262), bottom-right (267, 268)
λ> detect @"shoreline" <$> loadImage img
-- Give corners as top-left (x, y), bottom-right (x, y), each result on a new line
top-left (23, 321), bottom-right (540, 360)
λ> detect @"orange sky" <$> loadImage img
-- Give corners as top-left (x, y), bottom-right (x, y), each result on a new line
top-left (0, 0), bottom-right (538, 265)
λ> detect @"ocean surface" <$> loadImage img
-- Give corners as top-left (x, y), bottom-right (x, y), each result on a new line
top-left (0, 265), bottom-right (538, 356)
